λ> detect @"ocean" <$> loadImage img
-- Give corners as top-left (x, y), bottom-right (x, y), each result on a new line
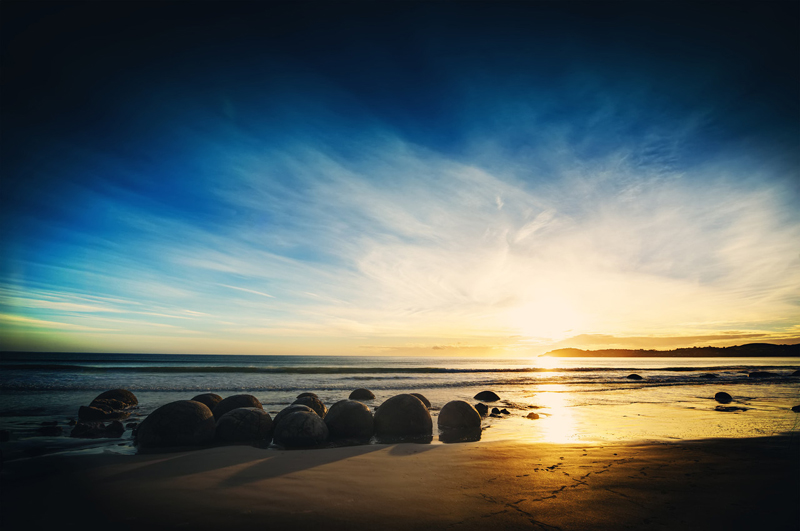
top-left (1, 353), bottom-right (798, 460)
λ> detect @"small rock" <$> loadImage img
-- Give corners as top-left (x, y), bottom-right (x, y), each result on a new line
top-left (715, 406), bottom-right (747, 412)
top-left (500, 409), bottom-right (510, 415)
top-left (349, 388), bottom-right (375, 400)
top-left (474, 403), bottom-right (489, 417)
top-left (106, 420), bottom-right (125, 438)
top-left (748, 371), bottom-right (778, 378)
top-left (526, 412), bottom-right (540, 420)
top-left (491, 407), bottom-right (500, 415)
top-left (699, 373), bottom-right (717, 379)
top-left (791, 405), bottom-right (800, 413)
top-left (626, 374), bottom-right (643, 380)
top-left (474, 391), bottom-right (500, 402)
top-left (714, 392), bottom-right (732, 404)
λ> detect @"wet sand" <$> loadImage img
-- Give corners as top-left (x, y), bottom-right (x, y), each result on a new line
top-left (2, 436), bottom-right (798, 530)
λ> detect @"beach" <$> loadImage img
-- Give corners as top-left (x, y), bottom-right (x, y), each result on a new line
top-left (2, 436), bottom-right (798, 530)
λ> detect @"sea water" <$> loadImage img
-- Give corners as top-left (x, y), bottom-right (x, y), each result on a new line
top-left (1, 353), bottom-right (798, 460)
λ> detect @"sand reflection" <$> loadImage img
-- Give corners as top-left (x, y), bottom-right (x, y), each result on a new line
top-left (536, 384), bottom-right (577, 443)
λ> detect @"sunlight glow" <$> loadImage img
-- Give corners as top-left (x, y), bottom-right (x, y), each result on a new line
top-left (537, 385), bottom-right (577, 444)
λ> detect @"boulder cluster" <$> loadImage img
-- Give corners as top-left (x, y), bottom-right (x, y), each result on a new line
top-left (70, 388), bottom-right (519, 451)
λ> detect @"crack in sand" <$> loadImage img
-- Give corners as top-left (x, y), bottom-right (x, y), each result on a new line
top-left (602, 487), bottom-right (649, 509)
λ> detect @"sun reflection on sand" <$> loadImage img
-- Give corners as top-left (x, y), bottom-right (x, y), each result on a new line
top-left (536, 384), bottom-right (577, 443)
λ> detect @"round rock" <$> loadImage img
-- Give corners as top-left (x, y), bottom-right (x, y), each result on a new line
top-left (438, 400), bottom-right (481, 431)
top-left (473, 391), bottom-right (500, 402)
top-left (212, 394), bottom-right (262, 420)
top-left (374, 394), bottom-right (432, 442)
top-left (216, 407), bottom-right (273, 443)
top-left (349, 388), bottom-right (375, 400)
top-left (192, 393), bottom-right (223, 410)
top-left (273, 404), bottom-right (316, 429)
top-left (91, 389), bottom-right (138, 409)
top-left (137, 400), bottom-right (215, 448)
top-left (297, 392), bottom-right (319, 400)
top-left (714, 392), bottom-right (733, 404)
top-left (474, 403), bottom-right (489, 417)
top-left (626, 374), bottom-right (643, 380)
top-left (273, 411), bottom-right (328, 448)
top-left (325, 400), bottom-right (374, 441)
top-left (292, 395), bottom-right (327, 418)
top-left (410, 393), bottom-right (431, 408)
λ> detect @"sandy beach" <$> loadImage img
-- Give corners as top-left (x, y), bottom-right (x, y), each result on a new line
top-left (2, 436), bottom-right (798, 531)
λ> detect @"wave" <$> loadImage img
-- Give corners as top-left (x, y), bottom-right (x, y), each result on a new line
top-left (2, 364), bottom-right (796, 374)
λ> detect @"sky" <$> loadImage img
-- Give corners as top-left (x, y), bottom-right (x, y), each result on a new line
top-left (1, 2), bottom-right (798, 356)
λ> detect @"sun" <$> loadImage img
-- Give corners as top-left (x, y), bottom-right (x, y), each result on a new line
top-left (503, 298), bottom-right (588, 342)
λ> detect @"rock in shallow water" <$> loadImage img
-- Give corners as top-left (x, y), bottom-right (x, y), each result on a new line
top-left (474, 403), bottom-right (489, 417)
top-left (714, 392), bottom-right (733, 404)
top-left (273, 411), bottom-right (328, 448)
top-left (626, 374), bottom-right (643, 380)
top-left (216, 407), bottom-right (273, 444)
top-left (473, 391), bottom-right (500, 402)
top-left (374, 394), bottom-right (432, 443)
top-left (325, 400), bottom-right (374, 441)
top-left (137, 400), bottom-right (215, 448)
top-left (212, 394), bottom-right (262, 420)
top-left (349, 388), bottom-right (375, 400)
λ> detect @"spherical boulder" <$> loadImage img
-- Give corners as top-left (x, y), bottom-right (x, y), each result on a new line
top-left (349, 388), bottom-right (375, 400)
top-left (91, 389), bottom-right (138, 409)
top-left (273, 404), bottom-right (316, 429)
top-left (626, 374), bottom-right (643, 380)
top-left (192, 393), bottom-right (223, 410)
top-left (292, 395), bottom-right (327, 418)
top-left (438, 400), bottom-right (481, 431)
top-left (297, 392), bottom-right (319, 400)
top-left (137, 400), bottom-right (215, 448)
top-left (212, 394), bottom-right (262, 420)
top-left (216, 407), bottom-right (273, 443)
top-left (273, 411), bottom-right (328, 448)
top-left (473, 391), bottom-right (500, 402)
top-left (325, 400), bottom-right (374, 441)
top-left (714, 392), bottom-right (733, 404)
top-left (374, 394), bottom-right (432, 442)
top-left (410, 393), bottom-right (431, 408)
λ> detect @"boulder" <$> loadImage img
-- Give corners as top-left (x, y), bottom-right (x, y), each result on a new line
top-left (474, 403), bottom-right (489, 417)
top-left (474, 391), bottom-right (500, 402)
top-left (325, 400), bottom-right (374, 441)
top-left (626, 374), bottom-right (643, 380)
top-left (216, 407), bottom-right (273, 443)
top-left (699, 373), bottom-right (717, 379)
top-left (410, 393), bottom-right (431, 408)
top-left (791, 405), bottom-right (800, 413)
top-left (106, 420), bottom-right (125, 438)
top-left (137, 400), bottom-right (215, 448)
top-left (748, 371), bottom-right (778, 378)
top-left (714, 392), bottom-right (733, 404)
top-left (292, 395), bottom-right (327, 418)
top-left (349, 388), bottom-right (376, 400)
top-left (212, 394), bottom-right (262, 420)
top-left (191, 393), bottom-right (223, 410)
top-left (297, 392), bottom-right (319, 400)
top-left (273, 404), bottom-right (316, 429)
top-left (91, 389), bottom-right (138, 409)
top-left (273, 411), bottom-right (328, 448)
top-left (438, 401), bottom-right (481, 431)
top-left (374, 394), bottom-right (432, 443)
top-left (792, 370), bottom-right (800, 377)
top-left (526, 412), bottom-right (540, 420)
top-left (491, 407), bottom-right (501, 415)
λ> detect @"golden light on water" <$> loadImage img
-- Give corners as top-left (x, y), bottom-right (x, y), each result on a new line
top-left (535, 355), bottom-right (561, 370)
top-left (537, 385), bottom-right (577, 444)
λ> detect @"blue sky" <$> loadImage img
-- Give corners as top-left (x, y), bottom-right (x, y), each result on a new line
top-left (1, 2), bottom-right (798, 355)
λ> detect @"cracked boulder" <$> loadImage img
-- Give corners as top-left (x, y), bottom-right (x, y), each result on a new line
top-left (137, 400), bottom-right (215, 448)
top-left (292, 395), bottom-right (327, 418)
top-left (325, 400), bottom-right (374, 442)
top-left (212, 394), bottom-right (262, 420)
top-left (273, 411), bottom-right (328, 448)
top-left (216, 407), bottom-right (273, 444)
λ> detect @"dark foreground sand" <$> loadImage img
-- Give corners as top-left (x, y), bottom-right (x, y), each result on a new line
top-left (2, 436), bottom-right (798, 531)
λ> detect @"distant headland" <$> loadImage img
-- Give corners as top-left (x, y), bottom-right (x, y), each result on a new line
top-left (545, 342), bottom-right (800, 357)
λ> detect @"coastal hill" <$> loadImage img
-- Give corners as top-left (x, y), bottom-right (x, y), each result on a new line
top-left (546, 342), bottom-right (800, 357)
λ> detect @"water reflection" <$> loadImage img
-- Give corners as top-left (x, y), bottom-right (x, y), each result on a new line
top-left (536, 384), bottom-right (577, 444)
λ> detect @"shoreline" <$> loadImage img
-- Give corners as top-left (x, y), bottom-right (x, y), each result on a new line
top-left (2, 435), bottom-right (798, 530)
